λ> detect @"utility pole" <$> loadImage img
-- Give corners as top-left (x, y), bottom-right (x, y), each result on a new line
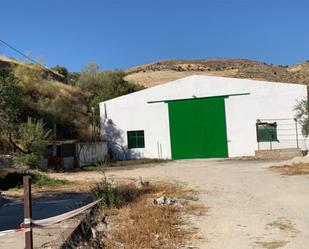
top-left (23, 176), bottom-right (33, 249)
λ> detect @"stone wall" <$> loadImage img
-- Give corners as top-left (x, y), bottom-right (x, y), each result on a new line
top-left (255, 148), bottom-right (303, 160)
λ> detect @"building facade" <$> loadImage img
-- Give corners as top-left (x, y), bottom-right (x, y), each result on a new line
top-left (99, 76), bottom-right (308, 160)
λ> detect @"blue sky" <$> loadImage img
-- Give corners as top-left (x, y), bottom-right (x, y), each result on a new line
top-left (1, 0), bottom-right (308, 71)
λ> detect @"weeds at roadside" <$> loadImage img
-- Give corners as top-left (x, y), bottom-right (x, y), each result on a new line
top-left (91, 175), bottom-right (153, 208)
top-left (66, 179), bottom-right (206, 249)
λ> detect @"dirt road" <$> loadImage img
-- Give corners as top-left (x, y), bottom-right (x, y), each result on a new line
top-left (55, 159), bottom-right (309, 249)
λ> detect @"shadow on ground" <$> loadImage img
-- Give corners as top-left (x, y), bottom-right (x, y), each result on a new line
top-left (0, 191), bottom-right (91, 230)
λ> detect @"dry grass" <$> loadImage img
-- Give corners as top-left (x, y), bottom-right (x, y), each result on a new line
top-left (102, 183), bottom-right (203, 249)
top-left (124, 70), bottom-right (238, 88)
top-left (71, 182), bottom-right (206, 249)
top-left (266, 218), bottom-right (300, 234)
top-left (104, 200), bottom-right (187, 249)
top-left (255, 240), bottom-right (288, 249)
top-left (124, 58), bottom-right (309, 88)
top-left (270, 164), bottom-right (309, 175)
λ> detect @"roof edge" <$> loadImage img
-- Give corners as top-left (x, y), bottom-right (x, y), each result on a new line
top-left (147, 93), bottom-right (250, 104)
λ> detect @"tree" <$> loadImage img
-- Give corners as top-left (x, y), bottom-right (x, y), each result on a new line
top-left (90, 70), bottom-right (144, 118)
top-left (295, 98), bottom-right (309, 137)
top-left (76, 62), bottom-right (101, 92)
top-left (0, 74), bottom-right (21, 131)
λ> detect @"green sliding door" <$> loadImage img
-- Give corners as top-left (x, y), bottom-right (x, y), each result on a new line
top-left (168, 97), bottom-right (228, 159)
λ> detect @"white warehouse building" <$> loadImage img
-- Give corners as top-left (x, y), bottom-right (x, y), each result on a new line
top-left (99, 76), bottom-right (308, 160)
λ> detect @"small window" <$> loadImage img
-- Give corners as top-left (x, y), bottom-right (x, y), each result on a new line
top-left (256, 122), bottom-right (278, 142)
top-left (127, 130), bottom-right (145, 149)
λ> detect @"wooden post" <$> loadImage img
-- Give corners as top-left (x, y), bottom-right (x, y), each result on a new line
top-left (23, 176), bottom-right (33, 249)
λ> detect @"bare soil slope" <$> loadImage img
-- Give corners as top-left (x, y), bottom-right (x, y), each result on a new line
top-left (125, 59), bottom-right (309, 87)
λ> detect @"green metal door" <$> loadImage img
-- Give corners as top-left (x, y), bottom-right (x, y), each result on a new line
top-left (168, 97), bottom-right (228, 159)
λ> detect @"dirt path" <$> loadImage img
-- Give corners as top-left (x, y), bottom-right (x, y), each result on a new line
top-left (53, 159), bottom-right (309, 249)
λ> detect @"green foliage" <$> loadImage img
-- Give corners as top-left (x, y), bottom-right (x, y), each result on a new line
top-left (1, 59), bottom-right (143, 145)
top-left (91, 177), bottom-right (144, 208)
top-left (13, 118), bottom-right (51, 168)
top-left (0, 170), bottom-right (69, 190)
top-left (76, 62), bottom-right (101, 91)
top-left (13, 153), bottom-right (43, 168)
top-left (13, 64), bottom-right (44, 89)
top-left (295, 98), bottom-right (309, 137)
top-left (19, 118), bottom-right (51, 153)
top-left (93, 70), bottom-right (144, 102)
top-left (0, 73), bottom-right (21, 131)
top-left (10, 63), bottom-right (86, 139)
top-left (77, 62), bottom-right (144, 117)
top-left (33, 173), bottom-right (69, 186)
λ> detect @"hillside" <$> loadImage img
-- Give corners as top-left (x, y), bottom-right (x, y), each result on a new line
top-left (0, 56), bottom-right (65, 82)
top-left (2, 57), bottom-right (309, 140)
top-left (0, 56), bottom-right (91, 140)
top-left (0, 56), bottom-right (143, 141)
top-left (125, 59), bottom-right (309, 87)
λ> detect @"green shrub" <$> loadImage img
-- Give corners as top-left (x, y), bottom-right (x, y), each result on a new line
top-left (13, 118), bottom-right (51, 168)
top-left (91, 177), bottom-right (147, 208)
top-left (13, 153), bottom-right (42, 168)
top-left (33, 173), bottom-right (69, 186)
top-left (0, 73), bottom-right (21, 131)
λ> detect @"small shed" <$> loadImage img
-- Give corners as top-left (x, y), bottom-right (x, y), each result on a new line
top-left (42, 140), bottom-right (108, 170)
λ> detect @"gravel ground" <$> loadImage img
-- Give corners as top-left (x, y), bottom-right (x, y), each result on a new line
top-left (53, 158), bottom-right (309, 249)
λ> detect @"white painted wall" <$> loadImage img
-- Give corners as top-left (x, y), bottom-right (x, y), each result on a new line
top-left (100, 75), bottom-right (307, 159)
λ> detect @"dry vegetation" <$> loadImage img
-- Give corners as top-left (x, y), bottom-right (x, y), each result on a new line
top-left (255, 240), bottom-right (288, 249)
top-left (254, 218), bottom-right (300, 249)
top-left (270, 164), bottom-right (309, 175)
top-left (125, 59), bottom-right (309, 87)
top-left (266, 218), bottom-right (300, 234)
top-left (67, 181), bottom-right (206, 249)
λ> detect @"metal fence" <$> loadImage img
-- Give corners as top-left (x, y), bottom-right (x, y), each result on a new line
top-left (77, 141), bottom-right (108, 167)
top-left (257, 118), bottom-right (308, 151)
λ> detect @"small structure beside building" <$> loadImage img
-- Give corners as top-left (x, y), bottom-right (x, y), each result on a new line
top-left (100, 75), bottom-right (308, 160)
top-left (42, 140), bottom-right (108, 170)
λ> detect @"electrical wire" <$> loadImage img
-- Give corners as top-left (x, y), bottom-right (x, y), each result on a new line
top-left (0, 39), bottom-right (64, 79)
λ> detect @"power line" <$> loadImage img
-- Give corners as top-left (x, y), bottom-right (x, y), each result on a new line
top-left (0, 39), bottom-right (64, 79)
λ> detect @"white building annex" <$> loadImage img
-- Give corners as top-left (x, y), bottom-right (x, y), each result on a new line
top-left (99, 76), bottom-right (308, 160)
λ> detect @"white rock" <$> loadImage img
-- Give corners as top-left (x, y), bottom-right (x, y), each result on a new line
top-left (153, 196), bottom-right (176, 205)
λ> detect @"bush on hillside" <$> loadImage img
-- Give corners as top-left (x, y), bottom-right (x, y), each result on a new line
top-left (0, 73), bottom-right (21, 131)
top-left (1, 60), bottom-right (143, 145)
top-left (77, 63), bottom-right (144, 118)
top-left (13, 118), bottom-right (51, 168)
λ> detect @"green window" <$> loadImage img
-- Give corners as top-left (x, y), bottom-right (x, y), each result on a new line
top-left (257, 122), bottom-right (278, 142)
top-left (127, 130), bottom-right (145, 149)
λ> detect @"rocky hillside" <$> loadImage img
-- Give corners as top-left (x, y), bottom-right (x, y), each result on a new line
top-left (125, 59), bottom-right (309, 87)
